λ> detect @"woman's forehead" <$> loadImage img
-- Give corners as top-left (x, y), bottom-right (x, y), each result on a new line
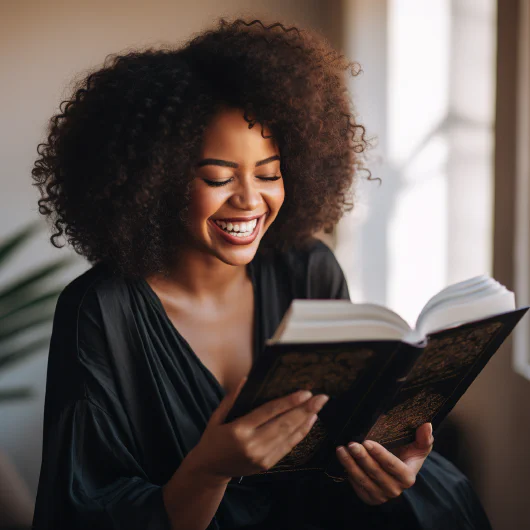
top-left (199, 107), bottom-right (279, 164)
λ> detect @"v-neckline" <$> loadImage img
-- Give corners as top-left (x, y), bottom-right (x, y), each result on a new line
top-left (138, 259), bottom-right (261, 398)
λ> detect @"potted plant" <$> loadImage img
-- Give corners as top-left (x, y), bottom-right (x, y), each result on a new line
top-left (0, 222), bottom-right (75, 529)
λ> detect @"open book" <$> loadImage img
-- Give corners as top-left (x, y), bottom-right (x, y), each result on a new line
top-left (224, 275), bottom-right (529, 484)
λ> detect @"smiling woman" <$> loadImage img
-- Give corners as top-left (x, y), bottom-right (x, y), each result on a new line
top-left (186, 108), bottom-right (285, 265)
top-left (31, 18), bottom-right (364, 281)
top-left (30, 16), bottom-right (491, 530)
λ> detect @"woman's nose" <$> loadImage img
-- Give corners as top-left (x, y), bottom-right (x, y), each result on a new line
top-left (230, 178), bottom-right (262, 210)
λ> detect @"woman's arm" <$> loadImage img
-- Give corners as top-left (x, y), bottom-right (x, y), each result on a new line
top-left (162, 447), bottom-right (229, 530)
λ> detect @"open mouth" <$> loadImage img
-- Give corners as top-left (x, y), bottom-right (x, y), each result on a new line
top-left (208, 213), bottom-right (266, 245)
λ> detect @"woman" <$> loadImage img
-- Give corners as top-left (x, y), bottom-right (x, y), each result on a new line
top-left (31, 18), bottom-right (492, 530)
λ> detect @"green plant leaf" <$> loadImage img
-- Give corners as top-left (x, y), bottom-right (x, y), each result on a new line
top-left (0, 221), bottom-right (41, 268)
top-left (0, 313), bottom-right (55, 344)
top-left (0, 221), bottom-right (75, 402)
top-left (0, 256), bottom-right (76, 307)
top-left (0, 336), bottom-right (51, 372)
top-left (0, 288), bottom-right (63, 320)
top-left (0, 387), bottom-right (34, 402)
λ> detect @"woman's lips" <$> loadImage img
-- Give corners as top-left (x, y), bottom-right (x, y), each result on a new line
top-left (209, 214), bottom-right (265, 245)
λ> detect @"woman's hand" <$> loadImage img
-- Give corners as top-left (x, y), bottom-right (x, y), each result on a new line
top-left (187, 376), bottom-right (330, 485)
top-left (336, 423), bottom-right (434, 505)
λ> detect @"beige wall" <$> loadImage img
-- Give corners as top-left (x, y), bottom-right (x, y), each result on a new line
top-left (0, 0), bottom-right (334, 499)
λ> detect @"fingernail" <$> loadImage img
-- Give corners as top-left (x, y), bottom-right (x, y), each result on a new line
top-left (337, 446), bottom-right (347, 456)
top-left (348, 442), bottom-right (362, 455)
top-left (298, 390), bottom-right (313, 401)
top-left (313, 395), bottom-right (329, 410)
top-left (363, 440), bottom-right (374, 451)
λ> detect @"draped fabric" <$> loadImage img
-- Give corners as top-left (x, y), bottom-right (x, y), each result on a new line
top-left (32, 239), bottom-right (492, 530)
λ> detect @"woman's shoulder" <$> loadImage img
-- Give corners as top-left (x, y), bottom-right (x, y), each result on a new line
top-left (261, 237), bottom-right (350, 300)
top-left (56, 261), bottom-right (129, 322)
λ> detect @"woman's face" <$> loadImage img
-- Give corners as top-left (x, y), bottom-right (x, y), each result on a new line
top-left (185, 106), bottom-right (285, 266)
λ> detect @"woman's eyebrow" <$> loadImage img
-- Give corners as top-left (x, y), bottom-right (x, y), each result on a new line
top-left (196, 154), bottom-right (280, 168)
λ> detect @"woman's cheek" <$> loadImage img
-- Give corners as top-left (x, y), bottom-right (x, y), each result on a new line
top-left (188, 185), bottom-right (228, 222)
top-left (268, 183), bottom-right (285, 213)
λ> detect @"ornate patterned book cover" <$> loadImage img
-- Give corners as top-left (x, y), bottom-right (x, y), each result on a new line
top-left (226, 307), bottom-right (528, 484)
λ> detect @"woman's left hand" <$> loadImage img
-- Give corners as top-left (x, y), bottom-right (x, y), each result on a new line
top-left (336, 422), bottom-right (434, 506)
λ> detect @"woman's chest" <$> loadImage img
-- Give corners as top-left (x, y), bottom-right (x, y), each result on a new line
top-left (162, 292), bottom-right (256, 396)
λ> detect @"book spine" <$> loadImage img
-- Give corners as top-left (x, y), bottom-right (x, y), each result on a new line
top-left (324, 342), bottom-right (423, 478)
top-left (338, 342), bottom-right (423, 443)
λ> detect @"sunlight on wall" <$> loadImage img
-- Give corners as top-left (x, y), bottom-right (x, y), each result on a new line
top-left (387, 0), bottom-right (450, 325)
top-left (336, 0), bottom-right (495, 329)
top-left (387, 0), bottom-right (450, 165)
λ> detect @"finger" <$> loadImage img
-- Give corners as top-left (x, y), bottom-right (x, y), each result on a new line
top-left (265, 412), bottom-right (320, 467)
top-left (336, 447), bottom-right (388, 505)
top-left (246, 390), bottom-right (326, 431)
top-left (213, 376), bottom-right (248, 425)
top-left (362, 440), bottom-right (416, 489)
top-left (257, 394), bottom-right (329, 446)
top-left (346, 442), bottom-right (404, 499)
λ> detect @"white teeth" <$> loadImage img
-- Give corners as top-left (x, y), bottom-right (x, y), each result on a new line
top-left (214, 217), bottom-right (259, 237)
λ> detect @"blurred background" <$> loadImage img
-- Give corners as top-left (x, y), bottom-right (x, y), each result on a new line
top-left (0, 0), bottom-right (528, 528)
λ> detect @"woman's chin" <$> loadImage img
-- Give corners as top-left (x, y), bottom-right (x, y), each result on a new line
top-left (214, 244), bottom-right (260, 266)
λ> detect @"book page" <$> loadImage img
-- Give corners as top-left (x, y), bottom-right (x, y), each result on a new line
top-left (270, 300), bottom-right (411, 344)
top-left (270, 276), bottom-right (516, 345)
top-left (414, 276), bottom-right (515, 337)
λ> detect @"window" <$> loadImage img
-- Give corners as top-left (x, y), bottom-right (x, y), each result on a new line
top-left (335, 0), bottom-right (497, 328)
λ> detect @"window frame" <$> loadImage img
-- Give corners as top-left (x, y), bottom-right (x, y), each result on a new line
top-left (513, 0), bottom-right (530, 380)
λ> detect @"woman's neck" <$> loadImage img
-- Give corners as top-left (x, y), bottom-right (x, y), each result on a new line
top-left (149, 247), bottom-right (250, 303)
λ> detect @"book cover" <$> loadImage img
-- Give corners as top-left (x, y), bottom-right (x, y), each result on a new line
top-left (226, 307), bottom-right (529, 484)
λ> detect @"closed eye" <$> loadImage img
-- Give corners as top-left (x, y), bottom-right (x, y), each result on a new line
top-left (203, 178), bottom-right (233, 187)
top-left (258, 175), bottom-right (282, 182)
top-left (202, 175), bottom-right (282, 187)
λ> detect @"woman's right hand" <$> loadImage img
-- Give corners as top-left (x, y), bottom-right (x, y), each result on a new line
top-left (187, 376), bottom-right (329, 485)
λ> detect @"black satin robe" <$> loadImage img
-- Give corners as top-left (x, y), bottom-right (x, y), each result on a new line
top-left (32, 239), bottom-right (492, 530)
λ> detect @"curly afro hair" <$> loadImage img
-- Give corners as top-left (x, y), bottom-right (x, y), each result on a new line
top-left (31, 18), bottom-right (370, 280)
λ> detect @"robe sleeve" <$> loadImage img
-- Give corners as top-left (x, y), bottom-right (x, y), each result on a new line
top-left (304, 238), bottom-right (351, 301)
top-left (33, 398), bottom-right (172, 530)
top-left (32, 283), bottom-right (173, 530)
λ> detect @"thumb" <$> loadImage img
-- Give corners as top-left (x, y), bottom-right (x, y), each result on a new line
top-left (394, 423), bottom-right (433, 465)
top-left (407, 423), bottom-right (434, 454)
top-left (210, 376), bottom-right (248, 425)
top-left (415, 422), bottom-right (434, 451)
